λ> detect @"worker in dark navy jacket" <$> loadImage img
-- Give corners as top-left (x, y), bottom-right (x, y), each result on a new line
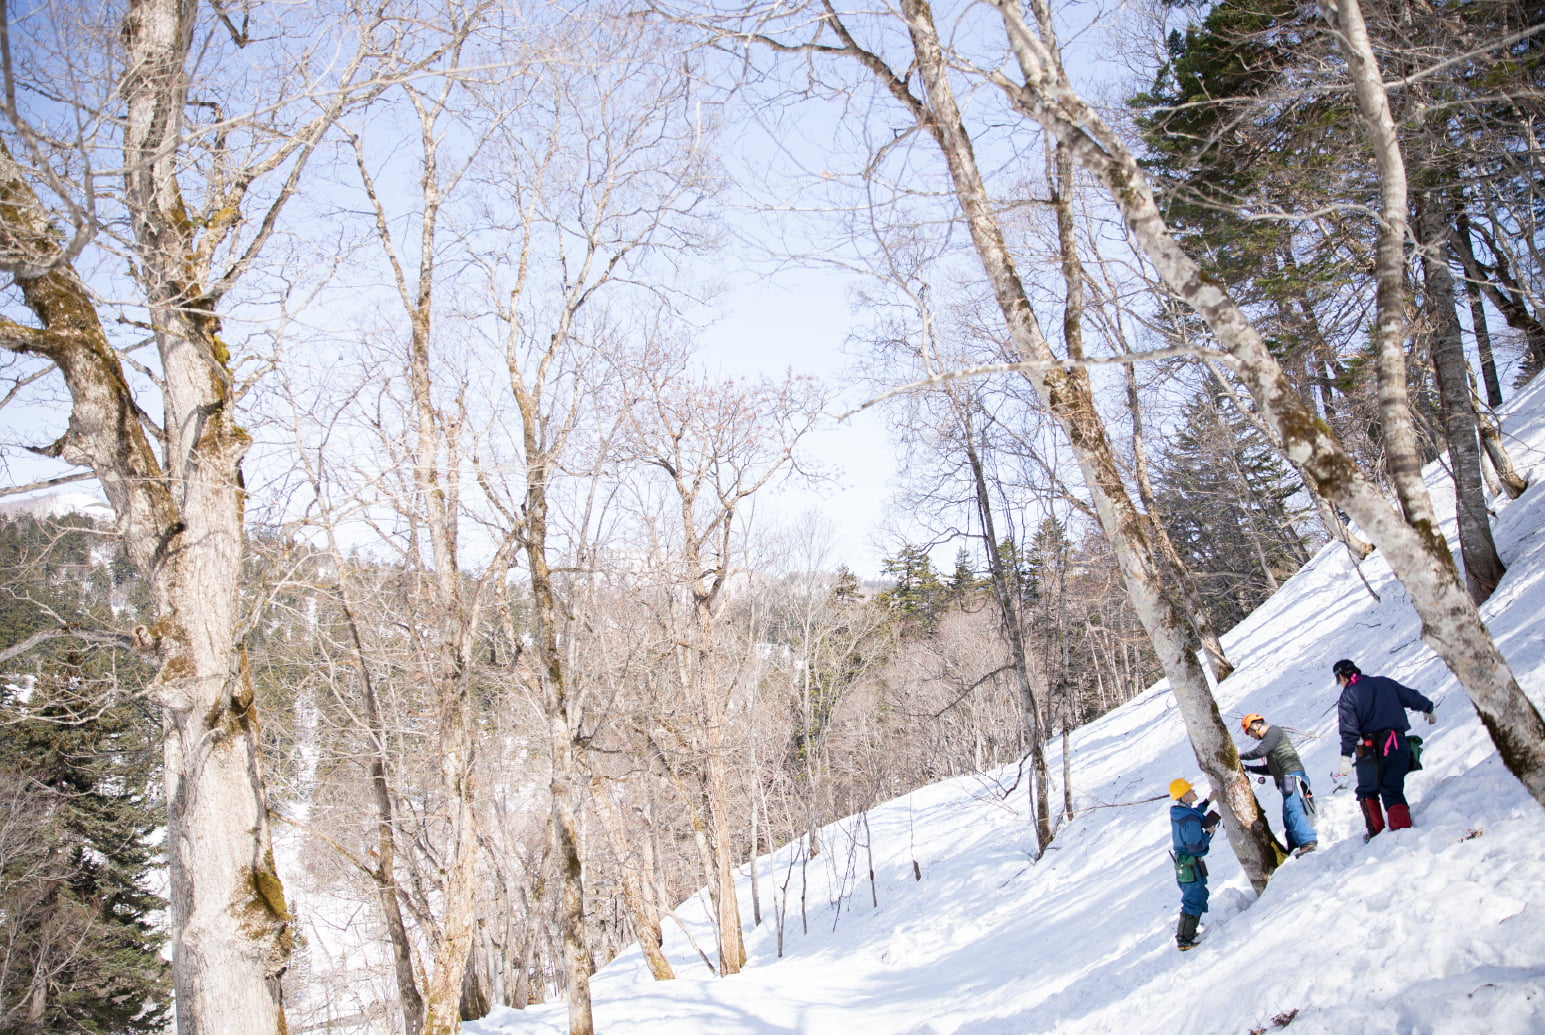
top-left (1333, 658), bottom-right (1435, 839)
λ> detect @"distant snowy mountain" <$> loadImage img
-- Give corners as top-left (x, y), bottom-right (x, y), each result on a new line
top-left (466, 375), bottom-right (1545, 1035)
top-left (0, 491), bottom-right (114, 524)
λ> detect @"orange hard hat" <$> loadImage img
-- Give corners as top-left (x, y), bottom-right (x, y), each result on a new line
top-left (1241, 713), bottom-right (1265, 732)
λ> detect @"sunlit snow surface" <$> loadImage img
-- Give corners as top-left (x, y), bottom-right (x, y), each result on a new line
top-left (470, 378), bottom-right (1545, 1035)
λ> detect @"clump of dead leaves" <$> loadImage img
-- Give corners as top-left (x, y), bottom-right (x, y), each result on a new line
top-left (1249, 1007), bottom-right (1299, 1033)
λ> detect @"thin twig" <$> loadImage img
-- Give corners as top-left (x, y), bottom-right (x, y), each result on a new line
top-left (1066, 793), bottom-right (1168, 817)
top-left (836, 347), bottom-right (1230, 421)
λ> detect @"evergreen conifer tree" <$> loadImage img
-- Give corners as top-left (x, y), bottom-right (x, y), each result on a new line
top-left (0, 516), bottom-right (169, 1034)
top-left (1008, 531), bottom-right (1049, 609)
top-left (945, 547), bottom-right (981, 603)
top-left (876, 544), bottom-right (946, 631)
top-left (1152, 390), bottom-right (1313, 630)
top-left (832, 564), bottom-right (863, 603)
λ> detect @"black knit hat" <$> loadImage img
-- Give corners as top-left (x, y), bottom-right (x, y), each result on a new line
top-left (1332, 658), bottom-right (1360, 679)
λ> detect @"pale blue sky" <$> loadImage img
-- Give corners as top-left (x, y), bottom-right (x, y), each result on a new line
top-left (695, 265), bottom-right (901, 579)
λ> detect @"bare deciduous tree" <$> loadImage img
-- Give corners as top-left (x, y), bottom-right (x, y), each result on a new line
top-left (0, 0), bottom-right (417, 1028)
top-left (619, 359), bottom-right (827, 973)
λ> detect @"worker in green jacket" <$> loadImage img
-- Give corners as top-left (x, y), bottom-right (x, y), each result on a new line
top-left (1239, 713), bottom-right (1317, 856)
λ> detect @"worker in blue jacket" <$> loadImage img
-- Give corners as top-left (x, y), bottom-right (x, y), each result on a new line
top-left (1333, 658), bottom-right (1436, 838)
top-left (1168, 777), bottom-right (1218, 950)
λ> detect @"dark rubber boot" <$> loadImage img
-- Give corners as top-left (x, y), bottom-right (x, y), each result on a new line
top-left (1360, 796), bottom-right (1385, 841)
top-left (1388, 803), bottom-right (1412, 829)
top-left (1176, 913), bottom-right (1200, 950)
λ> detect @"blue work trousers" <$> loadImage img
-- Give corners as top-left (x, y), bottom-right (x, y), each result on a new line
top-left (1177, 874), bottom-right (1208, 916)
top-left (1280, 771), bottom-right (1317, 850)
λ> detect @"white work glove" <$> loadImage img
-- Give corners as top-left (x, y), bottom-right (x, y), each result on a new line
top-left (1337, 756), bottom-right (1355, 778)
top-left (1424, 711), bottom-right (1436, 725)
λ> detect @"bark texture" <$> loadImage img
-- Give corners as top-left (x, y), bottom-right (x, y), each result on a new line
top-left (1413, 183), bottom-right (1505, 602)
top-left (120, 0), bottom-right (293, 1027)
top-left (516, 425), bottom-right (597, 1034)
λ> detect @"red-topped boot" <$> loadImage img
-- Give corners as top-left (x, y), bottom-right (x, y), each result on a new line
top-left (1388, 803), bottom-right (1412, 829)
top-left (1360, 796), bottom-right (1385, 841)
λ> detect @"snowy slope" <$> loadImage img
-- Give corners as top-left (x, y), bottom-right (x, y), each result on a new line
top-left (0, 491), bottom-right (114, 524)
top-left (469, 377), bottom-right (1545, 1035)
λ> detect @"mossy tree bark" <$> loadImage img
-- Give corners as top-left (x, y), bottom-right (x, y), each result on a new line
top-left (0, 0), bottom-right (295, 1024)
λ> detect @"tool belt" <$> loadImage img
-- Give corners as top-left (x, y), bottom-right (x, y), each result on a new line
top-left (1173, 853), bottom-right (1207, 883)
top-left (1355, 730), bottom-right (1400, 759)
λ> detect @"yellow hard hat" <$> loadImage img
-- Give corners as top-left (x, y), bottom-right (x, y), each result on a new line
top-left (1169, 778), bottom-right (1192, 800)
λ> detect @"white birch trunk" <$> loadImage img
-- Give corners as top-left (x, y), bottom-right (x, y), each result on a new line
top-left (1312, 0), bottom-right (1435, 531)
top-left (123, 1), bottom-right (292, 1028)
top-left (512, 380), bottom-right (596, 1034)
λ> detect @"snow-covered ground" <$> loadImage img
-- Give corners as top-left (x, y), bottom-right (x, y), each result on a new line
top-left (470, 377), bottom-right (1545, 1035)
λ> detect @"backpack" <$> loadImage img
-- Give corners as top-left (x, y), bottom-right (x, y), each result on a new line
top-left (1407, 735), bottom-right (1424, 772)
